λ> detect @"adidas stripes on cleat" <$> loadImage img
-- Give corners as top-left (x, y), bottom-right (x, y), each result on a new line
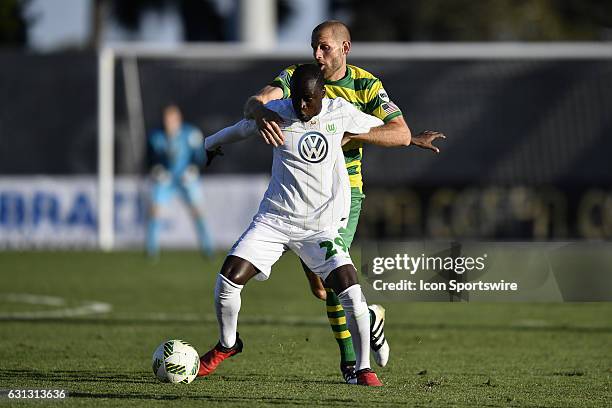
top-left (369, 304), bottom-right (390, 367)
top-left (197, 334), bottom-right (243, 377)
top-left (356, 368), bottom-right (383, 386)
top-left (341, 363), bottom-right (357, 384)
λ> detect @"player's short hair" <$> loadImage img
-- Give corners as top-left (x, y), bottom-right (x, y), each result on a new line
top-left (291, 64), bottom-right (325, 92)
top-left (312, 20), bottom-right (351, 42)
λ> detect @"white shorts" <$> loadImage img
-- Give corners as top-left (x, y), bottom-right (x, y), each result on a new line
top-left (228, 213), bottom-right (353, 281)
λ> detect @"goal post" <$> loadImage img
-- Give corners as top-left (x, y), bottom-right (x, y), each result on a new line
top-left (98, 47), bottom-right (115, 251)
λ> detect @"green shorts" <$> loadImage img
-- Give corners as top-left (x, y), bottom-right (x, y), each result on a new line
top-left (338, 188), bottom-right (365, 249)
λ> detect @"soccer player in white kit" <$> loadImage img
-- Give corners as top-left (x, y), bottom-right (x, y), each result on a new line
top-left (197, 64), bottom-right (384, 386)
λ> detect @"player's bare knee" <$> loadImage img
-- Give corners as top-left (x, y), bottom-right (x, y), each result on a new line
top-left (220, 255), bottom-right (258, 285)
top-left (324, 264), bottom-right (358, 295)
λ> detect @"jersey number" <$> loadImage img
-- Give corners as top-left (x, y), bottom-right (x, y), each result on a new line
top-left (319, 237), bottom-right (348, 260)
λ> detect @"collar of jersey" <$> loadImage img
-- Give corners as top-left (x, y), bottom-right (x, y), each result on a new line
top-left (325, 66), bottom-right (352, 87)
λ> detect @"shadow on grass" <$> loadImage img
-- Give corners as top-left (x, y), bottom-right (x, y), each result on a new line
top-left (0, 368), bottom-right (393, 406)
top-left (0, 368), bottom-right (155, 385)
top-left (0, 368), bottom-right (338, 386)
top-left (66, 391), bottom-right (388, 406)
top-left (1, 317), bottom-right (611, 334)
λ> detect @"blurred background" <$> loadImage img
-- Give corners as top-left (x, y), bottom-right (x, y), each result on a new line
top-left (1, 0), bottom-right (612, 250)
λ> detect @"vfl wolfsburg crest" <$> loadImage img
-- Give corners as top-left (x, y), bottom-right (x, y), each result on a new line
top-left (325, 123), bottom-right (337, 134)
top-left (298, 131), bottom-right (328, 163)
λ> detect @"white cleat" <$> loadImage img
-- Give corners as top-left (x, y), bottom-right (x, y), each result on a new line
top-left (369, 304), bottom-right (390, 367)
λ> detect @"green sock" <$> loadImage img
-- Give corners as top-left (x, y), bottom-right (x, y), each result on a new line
top-left (325, 287), bottom-right (356, 365)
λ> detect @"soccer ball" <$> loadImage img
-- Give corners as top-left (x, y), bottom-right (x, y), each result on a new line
top-left (152, 339), bottom-right (200, 384)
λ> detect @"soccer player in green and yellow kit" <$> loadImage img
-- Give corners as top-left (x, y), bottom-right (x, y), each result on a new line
top-left (243, 20), bottom-right (444, 384)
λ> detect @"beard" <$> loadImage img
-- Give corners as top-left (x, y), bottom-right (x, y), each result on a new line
top-left (320, 54), bottom-right (344, 80)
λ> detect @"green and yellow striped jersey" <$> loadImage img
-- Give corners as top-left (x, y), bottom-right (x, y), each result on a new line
top-left (270, 64), bottom-right (402, 192)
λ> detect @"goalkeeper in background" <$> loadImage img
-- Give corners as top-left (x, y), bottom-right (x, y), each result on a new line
top-left (146, 104), bottom-right (213, 258)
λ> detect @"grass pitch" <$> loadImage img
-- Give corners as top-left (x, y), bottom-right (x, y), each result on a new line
top-left (0, 251), bottom-right (610, 407)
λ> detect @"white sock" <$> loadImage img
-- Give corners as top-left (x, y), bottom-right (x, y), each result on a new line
top-left (214, 274), bottom-right (243, 348)
top-left (337, 284), bottom-right (371, 371)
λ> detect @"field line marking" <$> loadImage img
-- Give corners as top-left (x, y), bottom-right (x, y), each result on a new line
top-left (111, 312), bottom-right (328, 326)
top-left (0, 293), bottom-right (112, 320)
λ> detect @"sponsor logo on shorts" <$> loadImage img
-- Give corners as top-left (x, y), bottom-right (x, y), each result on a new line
top-left (298, 132), bottom-right (328, 163)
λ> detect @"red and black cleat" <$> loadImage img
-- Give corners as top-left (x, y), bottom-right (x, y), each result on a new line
top-left (197, 333), bottom-right (243, 377)
top-left (356, 368), bottom-right (383, 386)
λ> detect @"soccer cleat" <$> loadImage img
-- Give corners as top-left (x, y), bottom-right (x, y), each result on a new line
top-left (341, 363), bottom-right (357, 384)
top-left (356, 368), bottom-right (383, 386)
top-left (369, 304), bottom-right (390, 367)
top-left (197, 334), bottom-right (243, 377)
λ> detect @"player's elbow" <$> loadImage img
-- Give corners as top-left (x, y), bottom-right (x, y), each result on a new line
top-left (243, 96), bottom-right (258, 119)
top-left (250, 94), bottom-right (267, 105)
top-left (244, 95), bottom-right (267, 119)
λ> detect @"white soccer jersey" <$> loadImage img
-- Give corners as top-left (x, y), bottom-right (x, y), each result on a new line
top-left (258, 98), bottom-right (382, 230)
top-left (205, 97), bottom-right (383, 231)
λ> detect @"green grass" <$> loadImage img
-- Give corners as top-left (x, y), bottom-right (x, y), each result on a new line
top-left (0, 251), bottom-right (610, 407)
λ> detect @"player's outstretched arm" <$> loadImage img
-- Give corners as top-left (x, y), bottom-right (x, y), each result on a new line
top-left (345, 116), bottom-right (411, 147)
top-left (345, 116), bottom-right (446, 153)
top-left (204, 120), bottom-right (260, 167)
top-left (243, 86), bottom-right (285, 147)
top-left (205, 120), bottom-right (259, 151)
